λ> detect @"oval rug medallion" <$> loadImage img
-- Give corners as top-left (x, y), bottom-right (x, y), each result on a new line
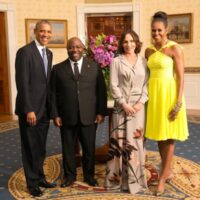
top-left (8, 151), bottom-right (200, 200)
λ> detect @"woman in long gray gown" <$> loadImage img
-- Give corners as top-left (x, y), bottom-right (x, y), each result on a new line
top-left (105, 30), bottom-right (149, 194)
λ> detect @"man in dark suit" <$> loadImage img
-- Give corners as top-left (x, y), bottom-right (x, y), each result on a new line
top-left (15, 20), bottom-right (56, 197)
top-left (51, 37), bottom-right (107, 187)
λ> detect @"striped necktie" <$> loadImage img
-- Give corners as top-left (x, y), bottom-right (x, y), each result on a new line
top-left (42, 48), bottom-right (48, 76)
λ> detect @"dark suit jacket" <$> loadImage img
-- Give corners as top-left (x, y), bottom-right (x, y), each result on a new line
top-left (15, 41), bottom-right (53, 119)
top-left (51, 57), bottom-right (107, 126)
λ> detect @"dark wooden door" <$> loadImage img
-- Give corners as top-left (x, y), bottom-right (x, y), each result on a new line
top-left (87, 15), bottom-right (132, 39)
top-left (0, 12), bottom-right (10, 114)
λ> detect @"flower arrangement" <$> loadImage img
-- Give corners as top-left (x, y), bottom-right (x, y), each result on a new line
top-left (87, 33), bottom-right (118, 99)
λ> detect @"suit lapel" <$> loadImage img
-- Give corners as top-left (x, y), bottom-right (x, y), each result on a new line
top-left (30, 41), bottom-right (47, 79)
top-left (80, 58), bottom-right (91, 77)
top-left (63, 58), bottom-right (90, 80)
top-left (119, 54), bottom-right (137, 73)
top-left (31, 41), bottom-right (54, 81)
top-left (31, 41), bottom-right (44, 65)
top-left (63, 59), bottom-right (74, 79)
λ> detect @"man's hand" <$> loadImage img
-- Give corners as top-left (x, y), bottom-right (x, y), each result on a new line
top-left (26, 112), bottom-right (37, 126)
top-left (54, 117), bottom-right (63, 127)
top-left (95, 115), bottom-right (105, 124)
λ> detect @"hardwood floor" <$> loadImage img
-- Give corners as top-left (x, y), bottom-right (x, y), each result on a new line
top-left (187, 109), bottom-right (200, 116)
top-left (187, 109), bottom-right (200, 123)
top-left (0, 114), bottom-right (18, 123)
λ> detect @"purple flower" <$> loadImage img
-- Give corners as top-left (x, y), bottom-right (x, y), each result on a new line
top-left (87, 33), bottom-right (118, 69)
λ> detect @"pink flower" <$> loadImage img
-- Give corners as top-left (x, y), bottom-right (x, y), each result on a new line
top-left (87, 33), bottom-right (118, 69)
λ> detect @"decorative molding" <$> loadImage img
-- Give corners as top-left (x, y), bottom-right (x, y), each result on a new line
top-left (185, 73), bottom-right (200, 109)
top-left (185, 67), bottom-right (200, 73)
top-left (0, 2), bottom-right (14, 11)
top-left (76, 3), bottom-right (140, 43)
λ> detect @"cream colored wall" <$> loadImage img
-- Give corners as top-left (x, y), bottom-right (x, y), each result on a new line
top-left (1, 0), bottom-right (200, 113)
top-left (2, 0), bottom-right (84, 64)
top-left (2, 0), bottom-right (199, 66)
top-left (81, 0), bottom-right (200, 68)
top-left (135, 0), bottom-right (200, 109)
top-left (137, 0), bottom-right (200, 68)
top-left (85, 0), bottom-right (131, 3)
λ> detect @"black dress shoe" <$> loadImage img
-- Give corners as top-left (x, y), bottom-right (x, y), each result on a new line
top-left (28, 186), bottom-right (43, 197)
top-left (84, 178), bottom-right (98, 186)
top-left (39, 179), bottom-right (57, 188)
top-left (61, 178), bottom-right (75, 188)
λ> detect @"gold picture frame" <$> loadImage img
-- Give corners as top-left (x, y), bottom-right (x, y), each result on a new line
top-left (25, 19), bottom-right (68, 48)
top-left (167, 13), bottom-right (192, 43)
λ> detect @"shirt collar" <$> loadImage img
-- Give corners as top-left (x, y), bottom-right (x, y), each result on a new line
top-left (69, 57), bottom-right (83, 67)
top-left (35, 39), bottom-right (46, 52)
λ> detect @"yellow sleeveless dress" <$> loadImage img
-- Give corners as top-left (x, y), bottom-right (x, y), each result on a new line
top-left (145, 41), bottom-right (189, 141)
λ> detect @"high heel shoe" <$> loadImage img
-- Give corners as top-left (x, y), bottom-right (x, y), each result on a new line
top-left (154, 179), bottom-right (165, 196)
top-left (166, 172), bottom-right (174, 183)
top-left (155, 189), bottom-right (165, 196)
top-left (166, 178), bottom-right (172, 183)
top-left (150, 174), bottom-right (174, 185)
top-left (150, 171), bottom-right (174, 187)
top-left (149, 180), bottom-right (158, 186)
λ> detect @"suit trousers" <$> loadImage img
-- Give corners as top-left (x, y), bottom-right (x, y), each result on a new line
top-left (18, 111), bottom-right (49, 189)
top-left (60, 122), bottom-right (96, 181)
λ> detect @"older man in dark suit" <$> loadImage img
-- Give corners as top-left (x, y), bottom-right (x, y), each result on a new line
top-left (15, 20), bottom-right (56, 197)
top-left (51, 37), bottom-right (107, 187)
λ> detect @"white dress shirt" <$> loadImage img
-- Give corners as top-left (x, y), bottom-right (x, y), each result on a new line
top-left (69, 57), bottom-right (83, 74)
top-left (34, 39), bottom-right (46, 57)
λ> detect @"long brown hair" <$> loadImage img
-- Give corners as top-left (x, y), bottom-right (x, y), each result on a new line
top-left (118, 30), bottom-right (142, 54)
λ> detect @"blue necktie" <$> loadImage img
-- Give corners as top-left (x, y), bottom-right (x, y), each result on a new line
top-left (42, 48), bottom-right (48, 76)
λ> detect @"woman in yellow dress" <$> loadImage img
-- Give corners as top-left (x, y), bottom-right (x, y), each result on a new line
top-left (145, 11), bottom-right (189, 196)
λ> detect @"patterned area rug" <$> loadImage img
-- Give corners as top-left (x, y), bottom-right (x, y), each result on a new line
top-left (8, 151), bottom-right (200, 200)
top-left (0, 121), bottom-right (18, 133)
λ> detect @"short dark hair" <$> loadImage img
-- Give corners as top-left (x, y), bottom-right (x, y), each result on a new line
top-left (66, 37), bottom-right (85, 49)
top-left (152, 11), bottom-right (168, 28)
top-left (34, 20), bottom-right (52, 31)
top-left (118, 30), bottom-right (142, 54)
